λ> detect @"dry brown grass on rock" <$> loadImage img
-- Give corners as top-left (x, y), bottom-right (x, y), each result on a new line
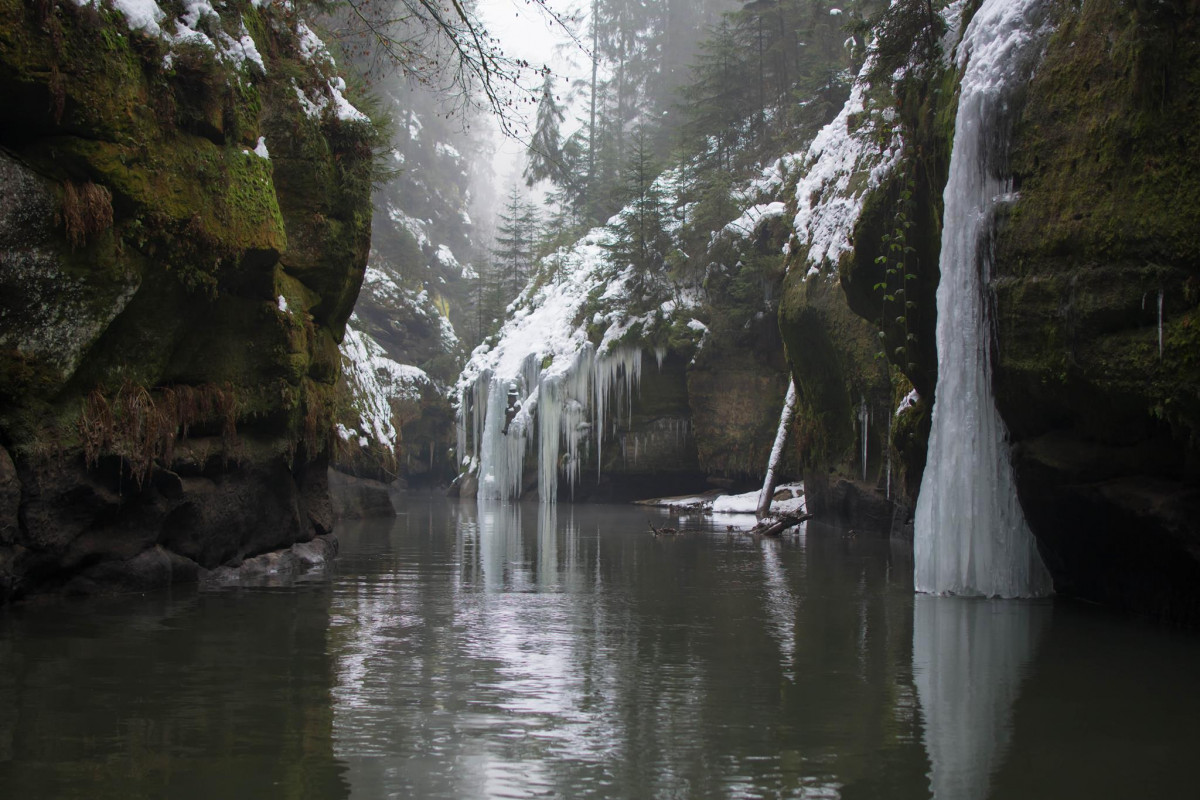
top-left (61, 180), bottom-right (113, 248)
top-left (79, 381), bottom-right (242, 486)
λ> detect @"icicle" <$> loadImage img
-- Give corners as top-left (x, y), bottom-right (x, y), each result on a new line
top-left (757, 379), bottom-right (798, 519)
top-left (538, 376), bottom-right (562, 503)
top-left (475, 344), bottom-right (646, 505)
top-left (456, 391), bottom-right (467, 468)
top-left (654, 346), bottom-right (667, 369)
top-left (1158, 288), bottom-right (1164, 360)
top-left (914, 0), bottom-right (1054, 598)
top-left (592, 346), bottom-right (645, 480)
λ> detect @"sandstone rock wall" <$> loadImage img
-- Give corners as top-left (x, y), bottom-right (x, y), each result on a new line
top-left (0, 0), bottom-right (375, 600)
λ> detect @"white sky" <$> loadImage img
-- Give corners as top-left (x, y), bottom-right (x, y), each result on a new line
top-left (475, 0), bottom-right (590, 203)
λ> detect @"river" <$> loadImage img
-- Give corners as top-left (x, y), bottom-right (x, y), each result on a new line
top-left (1, 497), bottom-right (1198, 799)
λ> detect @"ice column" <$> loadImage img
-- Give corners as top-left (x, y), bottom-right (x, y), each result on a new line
top-left (914, 0), bottom-right (1054, 597)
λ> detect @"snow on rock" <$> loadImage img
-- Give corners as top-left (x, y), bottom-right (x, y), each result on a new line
top-left (388, 206), bottom-right (431, 249)
top-left (89, 0), bottom-right (165, 35)
top-left (435, 244), bottom-right (460, 271)
top-left (295, 21), bottom-right (329, 62)
top-left (435, 142), bottom-right (462, 160)
top-left (724, 201), bottom-right (788, 239)
top-left (459, 229), bottom-right (615, 395)
top-left (327, 76), bottom-right (368, 123)
top-left (252, 136), bottom-right (269, 159)
top-left (215, 25), bottom-right (267, 74)
top-left (340, 324), bottom-right (434, 452)
top-left (786, 70), bottom-right (902, 276)
top-left (713, 483), bottom-right (806, 515)
top-left (294, 77), bottom-right (369, 124)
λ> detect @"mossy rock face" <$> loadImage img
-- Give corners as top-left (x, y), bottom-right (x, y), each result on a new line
top-left (778, 263), bottom-right (898, 532)
top-left (992, 0), bottom-right (1200, 623)
top-left (687, 311), bottom-right (793, 481)
top-left (0, 0), bottom-right (375, 600)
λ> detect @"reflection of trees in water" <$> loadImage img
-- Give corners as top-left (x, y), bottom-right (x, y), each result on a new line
top-left (913, 595), bottom-right (1050, 800)
top-left (760, 536), bottom-right (798, 680)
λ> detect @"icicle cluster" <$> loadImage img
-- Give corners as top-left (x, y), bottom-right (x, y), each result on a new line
top-left (459, 346), bottom-right (648, 503)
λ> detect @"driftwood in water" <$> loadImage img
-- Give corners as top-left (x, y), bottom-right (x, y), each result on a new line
top-left (652, 520), bottom-right (681, 537)
top-left (750, 512), bottom-right (813, 537)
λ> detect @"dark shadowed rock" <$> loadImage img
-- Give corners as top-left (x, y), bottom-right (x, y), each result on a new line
top-left (328, 468), bottom-right (398, 518)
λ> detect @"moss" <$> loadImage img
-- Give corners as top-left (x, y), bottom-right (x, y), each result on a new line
top-left (1004, 0), bottom-right (1200, 265)
top-left (994, 0), bottom-right (1200, 446)
top-left (778, 245), bottom-right (899, 496)
top-left (0, 0), bottom-right (374, 470)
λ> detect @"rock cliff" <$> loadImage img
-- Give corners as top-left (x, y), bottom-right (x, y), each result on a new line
top-left (778, 0), bottom-right (1200, 621)
top-left (0, 0), bottom-right (375, 599)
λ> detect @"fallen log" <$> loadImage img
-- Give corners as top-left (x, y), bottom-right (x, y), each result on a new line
top-left (750, 512), bottom-right (813, 537)
top-left (648, 519), bottom-right (680, 536)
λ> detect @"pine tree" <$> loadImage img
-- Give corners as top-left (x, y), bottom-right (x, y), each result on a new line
top-left (524, 74), bottom-right (567, 187)
top-left (607, 126), bottom-right (670, 300)
top-left (492, 186), bottom-right (542, 305)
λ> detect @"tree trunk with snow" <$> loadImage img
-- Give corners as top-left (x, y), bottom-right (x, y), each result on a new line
top-left (757, 378), bottom-right (797, 520)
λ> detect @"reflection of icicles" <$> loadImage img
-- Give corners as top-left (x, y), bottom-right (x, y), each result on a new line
top-left (913, 595), bottom-right (1049, 800)
top-left (478, 501), bottom-right (522, 592)
top-left (537, 503), bottom-right (558, 590)
top-left (1158, 288), bottom-right (1164, 360)
top-left (760, 538), bottom-right (797, 681)
top-left (859, 396), bottom-right (869, 483)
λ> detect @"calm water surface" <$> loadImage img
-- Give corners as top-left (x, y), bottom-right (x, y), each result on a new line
top-left (2, 498), bottom-right (1199, 799)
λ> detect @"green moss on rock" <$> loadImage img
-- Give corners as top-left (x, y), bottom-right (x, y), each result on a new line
top-left (0, 0), bottom-right (375, 599)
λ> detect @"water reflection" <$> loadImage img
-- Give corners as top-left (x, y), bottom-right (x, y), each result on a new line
top-left (329, 503), bottom-right (925, 799)
top-left (5, 500), bottom-right (1200, 799)
top-left (760, 537), bottom-right (798, 681)
top-left (913, 595), bottom-right (1049, 800)
top-left (0, 588), bottom-right (348, 800)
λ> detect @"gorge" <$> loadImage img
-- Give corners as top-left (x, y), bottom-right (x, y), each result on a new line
top-left (3, 0), bottom-right (1200, 796)
top-left (1, 0), bottom-right (1199, 622)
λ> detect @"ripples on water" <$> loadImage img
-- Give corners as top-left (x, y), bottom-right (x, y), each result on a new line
top-left (1, 497), bottom-right (1200, 799)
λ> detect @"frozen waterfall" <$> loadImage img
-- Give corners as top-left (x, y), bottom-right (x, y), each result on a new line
top-left (914, 0), bottom-right (1054, 597)
top-left (462, 346), bottom-right (647, 503)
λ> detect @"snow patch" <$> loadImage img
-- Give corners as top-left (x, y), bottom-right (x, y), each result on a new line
top-left (713, 483), bottom-right (806, 515)
top-left (340, 325), bottom-right (435, 452)
top-left (724, 201), bottom-right (787, 239)
top-left (435, 244), bottom-right (460, 271)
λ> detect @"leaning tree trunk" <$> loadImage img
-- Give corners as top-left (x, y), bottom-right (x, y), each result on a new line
top-left (756, 377), bottom-right (797, 519)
